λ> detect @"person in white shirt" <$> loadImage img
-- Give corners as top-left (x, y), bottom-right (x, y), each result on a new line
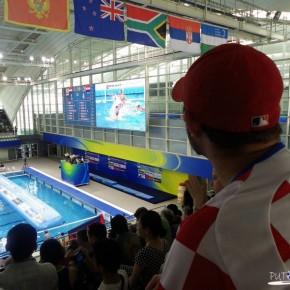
top-left (93, 238), bottom-right (128, 290)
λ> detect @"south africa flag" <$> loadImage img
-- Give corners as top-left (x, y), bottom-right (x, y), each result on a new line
top-left (126, 4), bottom-right (167, 48)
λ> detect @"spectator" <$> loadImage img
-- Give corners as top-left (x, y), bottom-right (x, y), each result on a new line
top-left (147, 44), bottom-right (290, 289)
top-left (123, 210), bottom-right (169, 290)
top-left (66, 239), bottom-right (79, 261)
top-left (0, 223), bottom-right (58, 290)
top-left (87, 222), bottom-right (107, 245)
top-left (93, 238), bottom-right (128, 290)
top-left (44, 230), bottom-right (51, 240)
top-left (73, 223), bottom-right (107, 290)
top-left (110, 214), bottom-right (142, 266)
top-left (40, 238), bottom-right (78, 290)
top-left (76, 229), bottom-right (90, 254)
top-left (23, 157), bottom-right (28, 168)
top-left (165, 204), bottom-right (182, 222)
top-left (133, 207), bottom-right (148, 221)
top-left (133, 207), bottom-right (172, 247)
top-left (128, 207), bottom-right (149, 236)
top-left (59, 232), bottom-right (69, 248)
top-left (160, 209), bottom-right (180, 240)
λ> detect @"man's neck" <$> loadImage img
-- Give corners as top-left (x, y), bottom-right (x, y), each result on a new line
top-left (208, 139), bottom-right (280, 187)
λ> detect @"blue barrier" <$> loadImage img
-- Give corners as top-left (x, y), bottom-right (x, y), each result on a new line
top-left (89, 173), bottom-right (154, 200)
top-left (112, 184), bottom-right (153, 200)
top-left (89, 173), bottom-right (118, 186)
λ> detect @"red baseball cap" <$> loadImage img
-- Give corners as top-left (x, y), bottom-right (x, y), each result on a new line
top-left (172, 44), bottom-right (283, 132)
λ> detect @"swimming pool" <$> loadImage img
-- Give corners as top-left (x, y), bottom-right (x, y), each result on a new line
top-left (0, 169), bottom-right (131, 255)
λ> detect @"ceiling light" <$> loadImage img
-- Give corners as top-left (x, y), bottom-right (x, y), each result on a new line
top-left (0, 53), bottom-right (3, 59)
top-left (29, 56), bottom-right (34, 61)
top-left (2, 76), bottom-right (7, 81)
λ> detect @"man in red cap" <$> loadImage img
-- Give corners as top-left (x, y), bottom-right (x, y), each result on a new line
top-left (146, 44), bottom-right (290, 289)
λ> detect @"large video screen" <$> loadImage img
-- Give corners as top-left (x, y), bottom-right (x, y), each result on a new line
top-left (95, 79), bottom-right (146, 131)
top-left (63, 85), bottom-right (96, 126)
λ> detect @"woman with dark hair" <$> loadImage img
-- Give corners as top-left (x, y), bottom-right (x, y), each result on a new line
top-left (124, 210), bottom-right (169, 290)
top-left (110, 215), bottom-right (142, 266)
top-left (40, 238), bottom-right (78, 290)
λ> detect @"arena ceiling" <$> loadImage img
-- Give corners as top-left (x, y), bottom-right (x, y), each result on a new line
top-left (0, 0), bottom-right (289, 122)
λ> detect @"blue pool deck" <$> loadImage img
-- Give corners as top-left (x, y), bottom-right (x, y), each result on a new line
top-left (23, 167), bottom-right (133, 218)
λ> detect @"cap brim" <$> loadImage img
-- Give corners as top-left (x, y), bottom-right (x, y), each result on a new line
top-left (172, 77), bottom-right (185, 102)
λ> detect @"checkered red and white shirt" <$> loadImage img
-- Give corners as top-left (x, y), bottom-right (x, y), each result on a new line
top-left (158, 143), bottom-right (290, 290)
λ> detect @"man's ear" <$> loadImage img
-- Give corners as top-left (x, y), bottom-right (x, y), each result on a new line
top-left (184, 110), bottom-right (202, 137)
top-left (186, 118), bottom-right (202, 138)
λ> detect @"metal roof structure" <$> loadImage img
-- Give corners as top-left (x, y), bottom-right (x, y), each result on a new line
top-left (0, 0), bottom-right (289, 121)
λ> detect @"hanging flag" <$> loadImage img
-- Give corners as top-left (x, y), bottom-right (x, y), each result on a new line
top-left (201, 23), bottom-right (228, 53)
top-left (4, 0), bottom-right (70, 32)
top-left (126, 4), bottom-right (166, 48)
top-left (168, 16), bottom-right (200, 54)
top-left (74, 0), bottom-right (125, 41)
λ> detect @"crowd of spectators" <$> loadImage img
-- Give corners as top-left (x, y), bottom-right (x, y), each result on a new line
top-left (64, 153), bottom-right (85, 164)
top-left (0, 163), bottom-right (216, 290)
top-left (0, 184), bottom-right (210, 290)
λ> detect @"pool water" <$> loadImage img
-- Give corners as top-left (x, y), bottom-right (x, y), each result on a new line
top-left (0, 172), bottom-right (108, 253)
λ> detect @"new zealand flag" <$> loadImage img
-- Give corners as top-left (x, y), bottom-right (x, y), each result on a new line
top-left (74, 0), bottom-right (125, 41)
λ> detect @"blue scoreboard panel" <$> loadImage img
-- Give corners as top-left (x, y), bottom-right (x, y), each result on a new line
top-left (63, 84), bottom-right (95, 126)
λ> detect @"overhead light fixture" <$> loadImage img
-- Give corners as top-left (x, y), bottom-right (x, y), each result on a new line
top-left (29, 56), bottom-right (34, 61)
top-left (0, 76), bottom-right (34, 85)
top-left (0, 53), bottom-right (3, 59)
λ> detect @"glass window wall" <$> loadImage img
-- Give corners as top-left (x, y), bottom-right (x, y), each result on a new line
top-left (15, 38), bottom-right (290, 155)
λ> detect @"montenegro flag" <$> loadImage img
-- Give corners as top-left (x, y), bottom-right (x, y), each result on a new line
top-left (4, 0), bottom-right (70, 32)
